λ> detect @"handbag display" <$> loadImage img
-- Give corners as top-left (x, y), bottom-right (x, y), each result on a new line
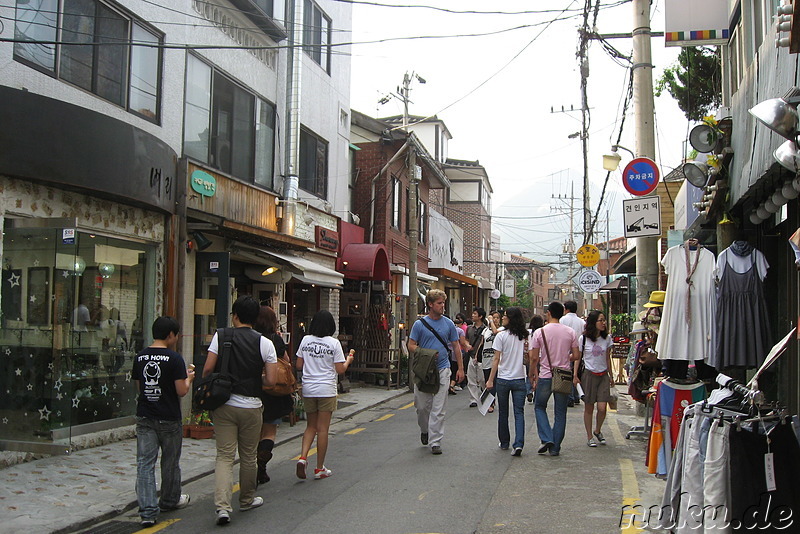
top-left (193, 328), bottom-right (235, 411)
top-left (262, 357), bottom-right (297, 396)
top-left (540, 329), bottom-right (573, 395)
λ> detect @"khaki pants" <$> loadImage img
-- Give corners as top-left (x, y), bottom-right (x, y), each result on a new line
top-left (466, 358), bottom-right (485, 405)
top-left (414, 367), bottom-right (451, 448)
top-left (211, 403), bottom-right (263, 512)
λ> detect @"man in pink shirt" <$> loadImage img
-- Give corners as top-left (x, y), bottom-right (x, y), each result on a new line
top-left (529, 301), bottom-right (580, 456)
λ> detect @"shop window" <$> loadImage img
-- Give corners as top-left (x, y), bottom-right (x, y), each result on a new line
top-left (0, 223), bottom-right (156, 449)
top-left (299, 127), bottom-right (328, 199)
top-left (303, 0), bottom-right (331, 73)
top-left (183, 54), bottom-right (276, 188)
top-left (13, 0), bottom-right (162, 121)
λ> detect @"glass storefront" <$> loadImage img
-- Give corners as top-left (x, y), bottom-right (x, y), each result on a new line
top-left (0, 220), bottom-right (156, 452)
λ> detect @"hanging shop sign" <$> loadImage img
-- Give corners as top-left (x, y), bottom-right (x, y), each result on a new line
top-left (623, 196), bottom-right (662, 238)
top-left (622, 157), bottom-right (660, 196)
top-left (315, 226), bottom-right (340, 252)
top-left (578, 270), bottom-right (603, 293)
top-left (191, 170), bottom-right (217, 197)
top-left (664, 0), bottom-right (731, 47)
top-left (576, 244), bottom-right (600, 267)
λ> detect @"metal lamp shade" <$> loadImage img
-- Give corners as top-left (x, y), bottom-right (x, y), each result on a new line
top-left (682, 161), bottom-right (709, 187)
top-left (775, 139), bottom-right (800, 173)
top-left (749, 98), bottom-right (798, 140)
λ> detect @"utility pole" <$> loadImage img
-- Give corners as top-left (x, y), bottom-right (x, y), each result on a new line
top-left (407, 149), bottom-right (419, 335)
top-left (632, 0), bottom-right (658, 310)
top-left (552, 184), bottom-right (578, 303)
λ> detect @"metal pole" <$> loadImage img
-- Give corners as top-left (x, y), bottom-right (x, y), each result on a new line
top-left (407, 143), bottom-right (418, 338)
top-left (632, 0), bottom-right (658, 310)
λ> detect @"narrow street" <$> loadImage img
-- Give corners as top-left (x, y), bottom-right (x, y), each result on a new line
top-left (82, 390), bottom-right (663, 534)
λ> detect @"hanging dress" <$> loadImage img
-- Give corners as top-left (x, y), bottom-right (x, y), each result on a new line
top-left (712, 250), bottom-right (771, 369)
top-left (655, 244), bottom-right (716, 362)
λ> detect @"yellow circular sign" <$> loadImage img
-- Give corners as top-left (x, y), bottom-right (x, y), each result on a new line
top-left (576, 244), bottom-right (600, 267)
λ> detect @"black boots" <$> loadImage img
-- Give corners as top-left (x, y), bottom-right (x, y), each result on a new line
top-left (257, 439), bottom-right (274, 485)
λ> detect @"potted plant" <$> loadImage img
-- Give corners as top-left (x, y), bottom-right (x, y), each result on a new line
top-left (184, 410), bottom-right (214, 439)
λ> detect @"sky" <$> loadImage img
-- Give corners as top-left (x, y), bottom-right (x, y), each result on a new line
top-left (347, 0), bottom-right (690, 270)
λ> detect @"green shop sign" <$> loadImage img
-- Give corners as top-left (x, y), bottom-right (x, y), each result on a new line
top-left (191, 170), bottom-right (217, 197)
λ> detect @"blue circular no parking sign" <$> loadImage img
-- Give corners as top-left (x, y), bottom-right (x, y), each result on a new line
top-left (622, 157), bottom-right (660, 196)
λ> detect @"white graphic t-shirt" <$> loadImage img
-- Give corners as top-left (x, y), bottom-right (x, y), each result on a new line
top-left (296, 335), bottom-right (346, 397)
top-left (578, 335), bottom-right (614, 373)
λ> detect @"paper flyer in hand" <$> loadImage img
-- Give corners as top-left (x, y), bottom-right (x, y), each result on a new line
top-left (478, 388), bottom-right (495, 416)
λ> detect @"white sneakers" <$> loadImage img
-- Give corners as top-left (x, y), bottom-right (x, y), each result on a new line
top-left (240, 496), bottom-right (264, 511)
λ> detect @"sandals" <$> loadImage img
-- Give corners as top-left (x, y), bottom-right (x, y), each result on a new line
top-left (296, 457), bottom-right (307, 479)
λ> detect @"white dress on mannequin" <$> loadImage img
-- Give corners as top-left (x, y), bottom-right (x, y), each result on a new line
top-left (655, 244), bottom-right (716, 362)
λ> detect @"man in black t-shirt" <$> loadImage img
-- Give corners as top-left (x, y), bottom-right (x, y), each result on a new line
top-left (132, 316), bottom-right (195, 528)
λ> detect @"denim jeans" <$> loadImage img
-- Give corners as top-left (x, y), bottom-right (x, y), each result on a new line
top-left (495, 378), bottom-right (526, 449)
top-left (136, 417), bottom-right (184, 520)
top-left (534, 378), bottom-right (569, 453)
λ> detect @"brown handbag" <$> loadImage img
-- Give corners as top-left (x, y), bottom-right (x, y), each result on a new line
top-left (262, 357), bottom-right (297, 396)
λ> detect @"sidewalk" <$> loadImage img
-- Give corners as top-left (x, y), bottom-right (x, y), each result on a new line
top-left (0, 385), bottom-right (408, 534)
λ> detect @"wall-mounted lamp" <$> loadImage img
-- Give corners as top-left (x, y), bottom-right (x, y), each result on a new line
top-left (192, 231), bottom-right (212, 251)
top-left (303, 212), bottom-right (315, 226)
top-left (398, 321), bottom-right (406, 330)
top-left (261, 266), bottom-right (279, 276)
top-left (341, 261), bottom-right (349, 268)
top-left (602, 145), bottom-right (635, 171)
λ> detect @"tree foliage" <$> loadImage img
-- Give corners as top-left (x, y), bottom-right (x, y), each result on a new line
top-left (655, 46), bottom-right (722, 121)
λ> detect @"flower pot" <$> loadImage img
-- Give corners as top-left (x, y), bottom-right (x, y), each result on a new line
top-left (187, 424), bottom-right (214, 439)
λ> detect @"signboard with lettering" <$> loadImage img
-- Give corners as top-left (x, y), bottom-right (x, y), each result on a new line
top-left (191, 170), bottom-right (217, 197)
top-left (315, 226), bottom-right (340, 252)
top-left (622, 157), bottom-right (660, 196)
top-left (576, 244), bottom-right (600, 267)
top-left (623, 196), bottom-right (662, 238)
top-left (578, 270), bottom-right (603, 293)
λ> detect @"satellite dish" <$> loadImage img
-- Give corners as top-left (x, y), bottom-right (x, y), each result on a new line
top-left (490, 289), bottom-right (501, 300)
top-left (689, 124), bottom-right (721, 153)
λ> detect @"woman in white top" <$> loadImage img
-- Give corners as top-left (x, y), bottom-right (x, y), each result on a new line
top-left (573, 310), bottom-right (614, 447)
top-left (295, 310), bottom-right (354, 480)
top-left (486, 307), bottom-right (529, 456)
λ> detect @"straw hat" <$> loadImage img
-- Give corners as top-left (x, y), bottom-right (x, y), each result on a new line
top-left (643, 290), bottom-right (666, 308)
top-left (629, 321), bottom-right (649, 334)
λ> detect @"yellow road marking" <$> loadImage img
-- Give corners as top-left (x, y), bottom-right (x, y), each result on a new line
top-left (346, 427), bottom-right (366, 434)
top-left (138, 518), bottom-right (180, 532)
top-left (232, 483), bottom-right (239, 494)
top-left (399, 402), bottom-right (415, 410)
top-left (619, 458), bottom-right (643, 533)
top-left (375, 413), bottom-right (394, 421)
top-left (292, 447), bottom-right (317, 461)
top-left (609, 412), bottom-right (625, 445)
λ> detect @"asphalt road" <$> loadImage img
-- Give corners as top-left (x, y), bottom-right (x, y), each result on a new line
top-left (83, 390), bottom-right (662, 534)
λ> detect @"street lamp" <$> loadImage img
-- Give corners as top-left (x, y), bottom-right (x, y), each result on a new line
top-left (602, 145), bottom-right (635, 171)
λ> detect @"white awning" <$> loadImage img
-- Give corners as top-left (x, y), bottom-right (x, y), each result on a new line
top-left (236, 246), bottom-right (343, 288)
top-left (260, 250), bottom-right (343, 287)
top-left (390, 264), bottom-right (437, 282)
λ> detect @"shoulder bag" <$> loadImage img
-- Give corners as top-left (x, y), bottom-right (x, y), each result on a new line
top-left (193, 327), bottom-right (235, 411)
top-left (541, 328), bottom-right (573, 395)
top-left (263, 356), bottom-right (297, 396)
top-left (262, 333), bottom-right (297, 396)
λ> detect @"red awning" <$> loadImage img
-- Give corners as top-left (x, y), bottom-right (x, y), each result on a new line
top-left (337, 244), bottom-right (391, 280)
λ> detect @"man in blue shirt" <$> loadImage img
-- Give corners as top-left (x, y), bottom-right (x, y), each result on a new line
top-left (408, 289), bottom-right (464, 454)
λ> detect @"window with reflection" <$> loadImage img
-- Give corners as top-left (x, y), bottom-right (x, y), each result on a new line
top-left (0, 223), bottom-right (156, 446)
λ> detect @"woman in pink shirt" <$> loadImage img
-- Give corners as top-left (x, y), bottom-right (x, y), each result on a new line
top-left (529, 302), bottom-right (580, 456)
